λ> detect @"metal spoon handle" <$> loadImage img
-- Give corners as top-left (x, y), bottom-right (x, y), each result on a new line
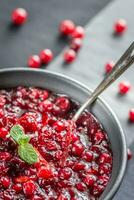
top-left (73, 42), bottom-right (134, 121)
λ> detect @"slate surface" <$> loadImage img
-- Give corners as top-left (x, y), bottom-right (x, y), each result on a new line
top-left (48, 0), bottom-right (134, 199)
top-left (0, 0), bottom-right (110, 68)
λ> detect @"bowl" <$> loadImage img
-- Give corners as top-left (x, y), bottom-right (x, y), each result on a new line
top-left (0, 68), bottom-right (127, 200)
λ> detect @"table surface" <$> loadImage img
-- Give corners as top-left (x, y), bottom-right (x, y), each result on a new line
top-left (0, 0), bottom-right (134, 200)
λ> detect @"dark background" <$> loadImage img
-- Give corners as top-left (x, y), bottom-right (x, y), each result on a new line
top-left (0, 0), bottom-right (111, 68)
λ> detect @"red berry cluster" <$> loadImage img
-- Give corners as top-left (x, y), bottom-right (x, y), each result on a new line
top-left (59, 20), bottom-right (84, 63)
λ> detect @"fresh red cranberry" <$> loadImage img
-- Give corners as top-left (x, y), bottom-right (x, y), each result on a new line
top-left (18, 112), bottom-right (38, 132)
top-left (98, 174), bottom-right (109, 186)
top-left (59, 20), bottom-right (75, 36)
top-left (23, 180), bottom-right (36, 196)
top-left (105, 61), bottom-right (115, 73)
top-left (129, 109), bottom-right (134, 122)
top-left (37, 166), bottom-right (53, 179)
top-left (114, 19), bottom-right (127, 34)
top-left (127, 148), bottom-right (133, 160)
top-left (99, 153), bottom-right (112, 164)
top-left (72, 142), bottom-right (84, 156)
top-left (76, 182), bottom-right (86, 192)
top-left (1, 176), bottom-right (10, 188)
top-left (70, 38), bottom-right (82, 51)
top-left (28, 55), bottom-right (41, 68)
top-left (118, 81), bottom-right (131, 94)
top-left (39, 49), bottom-right (53, 64)
top-left (12, 183), bottom-right (22, 193)
top-left (11, 8), bottom-right (28, 25)
top-left (84, 175), bottom-right (96, 186)
top-left (83, 151), bottom-right (93, 162)
top-left (92, 184), bottom-right (104, 197)
top-left (71, 26), bottom-right (85, 39)
top-left (64, 49), bottom-right (76, 63)
top-left (99, 163), bottom-right (111, 175)
top-left (59, 168), bottom-right (72, 180)
top-left (0, 128), bottom-right (8, 139)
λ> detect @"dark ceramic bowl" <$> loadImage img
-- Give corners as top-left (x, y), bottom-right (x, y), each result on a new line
top-left (0, 68), bottom-right (127, 200)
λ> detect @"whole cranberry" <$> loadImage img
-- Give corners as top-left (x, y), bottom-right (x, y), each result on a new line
top-left (72, 142), bottom-right (84, 156)
top-left (59, 19), bottom-right (75, 36)
top-left (23, 180), bottom-right (36, 196)
top-left (71, 26), bottom-right (85, 39)
top-left (58, 167), bottom-right (72, 180)
top-left (37, 166), bottom-right (53, 179)
top-left (94, 132), bottom-right (104, 144)
top-left (53, 121), bottom-right (65, 132)
top-left (76, 182), bottom-right (86, 192)
top-left (55, 96), bottom-right (70, 112)
top-left (40, 49), bottom-right (53, 64)
top-left (99, 153), bottom-right (112, 164)
top-left (12, 183), bottom-right (22, 193)
top-left (11, 8), bottom-right (28, 25)
top-left (129, 109), bottom-right (134, 122)
top-left (64, 49), bottom-right (76, 63)
top-left (84, 175), bottom-right (96, 186)
top-left (118, 81), bottom-right (131, 94)
top-left (83, 151), bottom-right (93, 162)
top-left (28, 55), bottom-right (41, 68)
top-left (127, 148), bottom-right (133, 160)
top-left (114, 19), bottom-right (127, 34)
top-left (0, 128), bottom-right (8, 139)
top-left (105, 61), bottom-right (115, 73)
top-left (70, 38), bottom-right (82, 51)
top-left (73, 162), bottom-right (85, 171)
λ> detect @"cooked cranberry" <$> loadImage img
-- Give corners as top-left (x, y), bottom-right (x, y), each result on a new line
top-left (55, 97), bottom-right (70, 113)
top-left (0, 128), bottom-right (8, 139)
top-left (18, 112), bottom-right (38, 132)
top-left (1, 176), bottom-right (10, 188)
top-left (40, 49), bottom-right (53, 64)
top-left (59, 168), bottom-right (72, 180)
top-left (99, 153), bottom-right (112, 164)
top-left (23, 180), bottom-right (36, 196)
top-left (105, 61), bottom-right (115, 73)
top-left (15, 176), bottom-right (29, 183)
top-left (64, 49), bottom-right (76, 63)
top-left (58, 194), bottom-right (68, 200)
top-left (0, 152), bottom-right (11, 161)
top-left (53, 121), bottom-right (65, 132)
top-left (99, 163), bottom-right (111, 175)
top-left (12, 183), bottom-right (22, 193)
top-left (84, 175), bottom-right (96, 186)
top-left (72, 142), bottom-right (84, 156)
top-left (83, 151), bottom-right (93, 162)
top-left (11, 8), bottom-right (28, 25)
top-left (70, 38), bottom-right (82, 51)
top-left (28, 55), bottom-right (41, 68)
top-left (129, 109), bottom-right (134, 122)
top-left (39, 100), bottom-right (53, 112)
top-left (118, 81), bottom-right (131, 94)
top-left (37, 166), bottom-right (53, 179)
top-left (94, 132), bottom-right (104, 144)
top-left (59, 20), bottom-right (75, 36)
top-left (114, 19), bottom-right (127, 34)
top-left (71, 26), bottom-right (85, 39)
top-left (127, 149), bottom-right (133, 160)
top-left (76, 182), bottom-right (86, 192)
top-left (73, 162), bottom-right (85, 171)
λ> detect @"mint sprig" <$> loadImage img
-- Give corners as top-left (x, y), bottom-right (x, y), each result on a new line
top-left (9, 125), bottom-right (38, 164)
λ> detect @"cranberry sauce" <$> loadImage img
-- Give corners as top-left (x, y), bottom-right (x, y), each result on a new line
top-left (0, 87), bottom-right (112, 200)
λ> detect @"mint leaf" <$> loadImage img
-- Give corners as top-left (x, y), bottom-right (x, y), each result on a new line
top-left (10, 125), bottom-right (25, 143)
top-left (18, 135), bottom-right (30, 145)
top-left (18, 143), bottom-right (38, 164)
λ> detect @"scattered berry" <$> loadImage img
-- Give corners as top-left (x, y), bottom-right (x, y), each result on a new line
top-left (11, 8), bottom-right (28, 25)
top-left (23, 180), bottom-right (36, 196)
top-left (64, 49), bottom-right (76, 63)
top-left (127, 149), bottom-right (132, 160)
top-left (71, 26), bottom-right (85, 39)
top-left (70, 38), bottom-right (82, 51)
top-left (59, 20), bottom-right (75, 36)
top-left (105, 61), bottom-right (115, 73)
top-left (0, 128), bottom-right (8, 139)
top-left (28, 55), bottom-right (41, 68)
top-left (39, 49), bottom-right (53, 64)
top-left (118, 81), bottom-right (131, 94)
top-left (114, 19), bottom-right (127, 34)
top-left (1, 176), bottom-right (10, 188)
top-left (129, 109), bottom-right (134, 122)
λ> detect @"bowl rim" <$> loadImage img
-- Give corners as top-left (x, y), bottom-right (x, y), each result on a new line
top-left (0, 67), bottom-right (127, 200)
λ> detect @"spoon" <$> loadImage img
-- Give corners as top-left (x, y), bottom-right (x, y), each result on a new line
top-left (73, 41), bottom-right (134, 121)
